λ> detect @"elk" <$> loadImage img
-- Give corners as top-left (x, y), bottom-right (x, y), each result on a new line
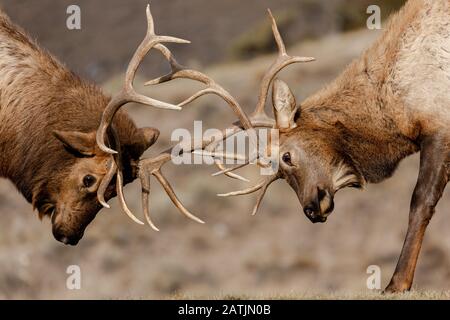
top-left (100, 1), bottom-right (448, 293)
top-left (0, 5), bottom-right (273, 245)
top-left (215, 0), bottom-right (448, 293)
top-left (0, 8), bottom-right (166, 244)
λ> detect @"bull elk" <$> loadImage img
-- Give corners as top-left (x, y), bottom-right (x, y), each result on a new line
top-left (0, 8), bottom-right (166, 244)
top-left (214, 0), bottom-right (448, 293)
top-left (100, 1), bottom-right (448, 293)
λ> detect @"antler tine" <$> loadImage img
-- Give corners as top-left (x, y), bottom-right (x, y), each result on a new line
top-left (140, 170), bottom-right (160, 231)
top-left (212, 161), bottom-right (249, 183)
top-left (145, 43), bottom-right (255, 132)
top-left (132, 123), bottom-right (252, 229)
top-left (211, 161), bottom-right (250, 177)
top-left (97, 158), bottom-right (117, 208)
top-left (111, 127), bottom-right (146, 225)
top-left (252, 9), bottom-right (315, 118)
top-left (153, 170), bottom-right (205, 224)
top-left (251, 175), bottom-right (278, 216)
top-left (206, 136), bottom-right (249, 182)
top-left (97, 5), bottom-right (191, 155)
top-left (97, 126), bottom-right (123, 209)
top-left (116, 167), bottom-right (145, 225)
top-left (212, 9), bottom-right (315, 181)
top-left (146, 3), bottom-right (156, 35)
top-left (217, 180), bottom-right (267, 197)
top-left (133, 152), bottom-right (205, 227)
top-left (217, 174), bottom-right (279, 215)
top-left (268, 9), bottom-right (287, 56)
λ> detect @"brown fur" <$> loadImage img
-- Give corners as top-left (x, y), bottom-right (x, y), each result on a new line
top-left (297, 0), bottom-right (426, 184)
top-left (273, 0), bottom-right (449, 292)
top-left (0, 9), bottom-right (157, 244)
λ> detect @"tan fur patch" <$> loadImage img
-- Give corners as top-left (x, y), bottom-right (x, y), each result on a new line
top-left (332, 161), bottom-right (365, 191)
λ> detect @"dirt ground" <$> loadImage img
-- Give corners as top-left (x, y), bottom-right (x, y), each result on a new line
top-left (2, 0), bottom-right (450, 300)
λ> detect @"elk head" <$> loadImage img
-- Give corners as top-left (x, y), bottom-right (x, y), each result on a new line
top-left (273, 82), bottom-right (365, 223)
top-left (216, 10), bottom-right (365, 224)
top-left (42, 124), bottom-right (159, 245)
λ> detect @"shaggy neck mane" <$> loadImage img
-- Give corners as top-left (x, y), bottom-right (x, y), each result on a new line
top-left (298, 0), bottom-right (423, 183)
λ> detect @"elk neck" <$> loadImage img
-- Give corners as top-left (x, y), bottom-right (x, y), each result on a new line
top-left (298, 29), bottom-right (423, 184)
top-left (0, 11), bottom-right (108, 202)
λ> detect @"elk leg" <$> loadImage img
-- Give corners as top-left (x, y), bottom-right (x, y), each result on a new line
top-left (385, 137), bottom-right (449, 293)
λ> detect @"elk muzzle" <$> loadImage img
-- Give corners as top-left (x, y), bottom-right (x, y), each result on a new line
top-left (52, 226), bottom-right (84, 246)
top-left (303, 187), bottom-right (334, 223)
top-left (50, 205), bottom-right (97, 245)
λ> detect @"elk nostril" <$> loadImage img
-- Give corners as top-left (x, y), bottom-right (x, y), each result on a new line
top-left (304, 206), bottom-right (315, 217)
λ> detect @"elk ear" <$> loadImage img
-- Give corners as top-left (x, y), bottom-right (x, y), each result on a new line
top-left (140, 127), bottom-right (160, 151)
top-left (52, 130), bottom-right (96, 157)
top-left (127, 127), bottom-right (160, 159)
top-left (272, 79), bottom-right (298, 131)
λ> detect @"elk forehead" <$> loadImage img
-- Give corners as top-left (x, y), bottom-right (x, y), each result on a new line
top-left (69, 156), bottom-right (109, 178)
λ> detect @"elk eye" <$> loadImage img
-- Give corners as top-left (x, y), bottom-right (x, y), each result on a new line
top-left (282, 152), bottom-right (293, 166)
top-left (83, 175), bottom-right (96, 188)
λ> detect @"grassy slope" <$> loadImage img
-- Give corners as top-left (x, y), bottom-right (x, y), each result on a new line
top-left (0, 26), bottom-right (449, 299)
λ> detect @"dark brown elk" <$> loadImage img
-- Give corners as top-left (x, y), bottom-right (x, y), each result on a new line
top-left (214, 0), bottom-right (449, 293)
top-left (0, 9), bottom-right (163, 245)
top-left (0, 5), bottom-right (264, 245)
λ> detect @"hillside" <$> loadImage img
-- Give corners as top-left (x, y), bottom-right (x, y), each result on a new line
top-left (0, 22), bottom-right (449, 298)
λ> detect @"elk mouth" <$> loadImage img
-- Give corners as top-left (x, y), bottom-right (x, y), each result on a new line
top-left (52, 223), bottom-right (84, 245)
top-left (50, 207), bottom-right (86, 246)
top-left (36, 204), bottom-right (82, 245)
top-left (52, 229), bottom-right (82, 246)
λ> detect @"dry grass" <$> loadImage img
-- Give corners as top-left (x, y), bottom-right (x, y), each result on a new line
top-left (169, 291), bottom-right (450, 300)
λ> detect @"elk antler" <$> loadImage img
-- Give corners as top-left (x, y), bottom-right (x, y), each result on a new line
top-left (96, 5), bottom-right (258, 229)
top-left (214, 9), bottom-right (315, 216)
top-left (97, 5), bottom-right (254, 155)
top-left (199, 9), bottom-right (315, 178)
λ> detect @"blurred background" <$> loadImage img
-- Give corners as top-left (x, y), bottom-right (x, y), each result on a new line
top-left (2, 0), bottom-right (450, 299)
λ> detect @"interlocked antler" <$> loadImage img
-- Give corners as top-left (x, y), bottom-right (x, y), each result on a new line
top-left (96, 5), bottom-right (257, 230)
top-left (213, 9), bottom-right (315, 216)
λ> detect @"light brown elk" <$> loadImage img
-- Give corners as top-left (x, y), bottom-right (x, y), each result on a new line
top-left (95, 1), bottom-right (450, 293)
top-left (102, 1), bottom-right (448, 293)
top-left (216, 0), bottom-right (449, 293)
